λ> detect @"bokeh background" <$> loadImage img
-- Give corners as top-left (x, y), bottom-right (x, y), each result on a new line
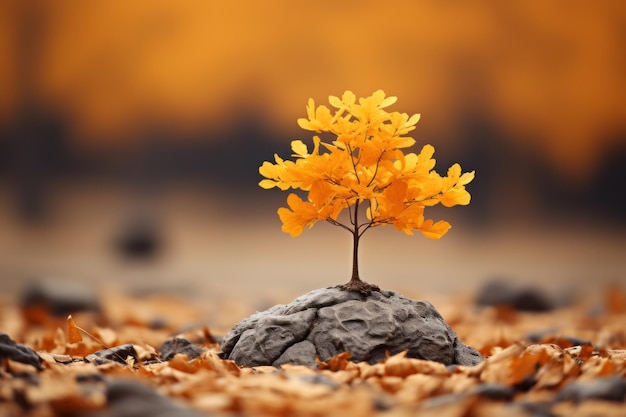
top-left (1, 0), bottom-right (624, 306)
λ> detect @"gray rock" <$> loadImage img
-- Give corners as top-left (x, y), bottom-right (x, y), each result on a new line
top-left (273, 341), bottom-right (318, 368)
top-left (221, 287), bottom-right (483, 368)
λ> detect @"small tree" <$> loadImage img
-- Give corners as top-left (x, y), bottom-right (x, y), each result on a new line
top-left (259, 90), bottom-right (474, 294)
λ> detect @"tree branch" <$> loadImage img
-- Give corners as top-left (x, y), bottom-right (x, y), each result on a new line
top-left (326, 218), bottom-right (353, 233)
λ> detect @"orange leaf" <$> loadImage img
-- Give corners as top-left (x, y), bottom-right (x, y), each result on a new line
top-left (67, 315), bottom-right (83, 344)
top-left (321, 352), bottom-right (352, 371)
top-left (384, 351), bottom-right (449, 377)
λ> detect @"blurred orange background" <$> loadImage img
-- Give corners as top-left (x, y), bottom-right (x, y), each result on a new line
top-left (1, 0), bottom-right (624, 303)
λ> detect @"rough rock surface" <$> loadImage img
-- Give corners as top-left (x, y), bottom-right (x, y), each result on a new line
top-left (221, 287), bottom-right (483, 368)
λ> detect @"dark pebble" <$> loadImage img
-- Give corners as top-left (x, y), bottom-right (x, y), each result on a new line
top-left (85, 344), bottom-right (137, 366)
top-left (158, 337), bottom-right (205, 361)
top-left (470, 383), bottom-right (515, 401)
top-left (556, 376), bottom-right (626, 403)
top-left (0, 333), bottom-right (43, 371)
top-left (104, 379), bottom-right (207, 417)
top-left (76, 373), bottom-right (106, 383)
top-left (515, 402), bottom-right (556, 417)
top-left (13, 371), bottom-right (40, 386)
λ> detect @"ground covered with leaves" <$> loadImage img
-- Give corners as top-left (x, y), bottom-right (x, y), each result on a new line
top-left (1, 284), bottom-right (625, 417)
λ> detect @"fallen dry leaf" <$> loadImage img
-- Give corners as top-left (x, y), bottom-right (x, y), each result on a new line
top-left (66, 315), bottom-right (83, 344)
top-left (0, 286), bottom-right (624, 417)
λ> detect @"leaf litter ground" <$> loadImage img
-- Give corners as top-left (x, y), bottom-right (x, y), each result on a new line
top-left (1, 285), bottom-right (625, 417)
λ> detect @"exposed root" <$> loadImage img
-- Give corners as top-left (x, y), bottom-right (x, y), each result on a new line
top-left (335, 279), bottom-right (381, 297)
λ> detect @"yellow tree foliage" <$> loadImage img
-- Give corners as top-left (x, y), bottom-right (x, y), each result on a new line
top-left (259, 90), bottom-right (474, 293)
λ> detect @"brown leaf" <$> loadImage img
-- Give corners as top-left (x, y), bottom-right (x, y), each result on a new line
top-left (168, 354), bottom-right (199, 373)
top-left (509, 344), bottom-right (557, 386)
top-left (384, 351), bottom-right (449, 378)
top-left (67, 315), bottom-right (83, 344)
top-left (320, 351), bottom-right (352, 371)
top-left (198, 351), bottom-right (241, 377)
top-left (378, 375), bottom-right (404, 393)
top-left (3, 286), bottom-right (626, 417)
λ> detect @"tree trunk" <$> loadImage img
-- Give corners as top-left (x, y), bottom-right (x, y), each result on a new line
top-left (336, 200), bottom-right (380, 296)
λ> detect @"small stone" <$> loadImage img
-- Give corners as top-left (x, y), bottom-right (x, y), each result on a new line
top-left (104, 379), bottom-right (207, 417)
top-left (75, 373), bottom-right (106, 383)
top-left (159, 337), bottom-right (205, 361)
top-left (556, 376), bottom-right (626, 403)
top-left (470, 383), bottom-right (515, 401)
top-left (0, 333), bottom-right (43, 371)
top-left (221, 287), bottom-right (483, 368)
top-left (85, 344), bottom-right (137, 366)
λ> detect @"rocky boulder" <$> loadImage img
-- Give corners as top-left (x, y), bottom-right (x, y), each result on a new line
top-left (221, 287), bottom-right (483, 368)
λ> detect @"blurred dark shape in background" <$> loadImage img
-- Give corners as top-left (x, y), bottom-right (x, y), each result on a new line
top-left (475, 280), bottom-right (559, 312)
top-left (20, 280), bottom-right (100, 319)
top-left (0, 1), bottom-right (624, 298)
top-left (116, 212), bottom-right (161, 260)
